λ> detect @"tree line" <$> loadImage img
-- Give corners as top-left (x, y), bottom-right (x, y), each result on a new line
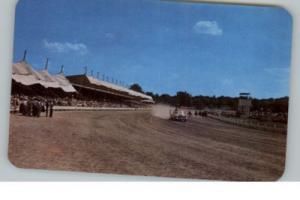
top-left (129, 84), bottom-right (289, 113)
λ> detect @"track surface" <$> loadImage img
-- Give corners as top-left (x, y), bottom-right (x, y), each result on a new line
top-left (9, 111), bottom-right (286, 181)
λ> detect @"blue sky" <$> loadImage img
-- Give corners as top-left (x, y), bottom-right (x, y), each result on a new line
top-left (13, 0), bottom-right (293, 98)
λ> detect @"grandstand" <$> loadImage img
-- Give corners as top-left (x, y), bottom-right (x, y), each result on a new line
top-left (11, 54), bottom-right (153, 107)
top-left (67, 74), bottom-right (154, 106)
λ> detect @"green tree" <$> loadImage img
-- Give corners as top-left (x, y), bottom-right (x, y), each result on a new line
top-left (130, 83), bottom-right (143, 93)
top-left (176, 91), bottom-right (192, 107)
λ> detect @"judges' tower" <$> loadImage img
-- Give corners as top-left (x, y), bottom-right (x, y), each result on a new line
top-left (238, 93), bottom-right (252, 118)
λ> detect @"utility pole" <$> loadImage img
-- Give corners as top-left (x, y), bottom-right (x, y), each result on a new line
top-left (45, 57), bottom-right (49, 70)
top-left (22, 50), bottom-right (27, 61)
top-left (60, 65), bottom-right (64, 74)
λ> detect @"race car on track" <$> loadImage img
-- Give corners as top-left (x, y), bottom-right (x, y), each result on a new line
top-left (169, 108), bottom-right (187, 122)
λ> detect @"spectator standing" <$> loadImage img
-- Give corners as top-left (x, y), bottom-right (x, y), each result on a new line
top-left (45, 100), bottom-right (49, 117)
top-left (49, 101), bottom-right (54, 118)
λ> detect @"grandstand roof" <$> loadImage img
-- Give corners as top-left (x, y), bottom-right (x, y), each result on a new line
top-left (87, 76), bottom-right (153, 101)
top-left (12, 61), bottom-right (42, 86)
top-left (12, 61), bottom-right (76, 93)
top-left (67, 75), bottom-right (154, 102)
top-left (52, 73), bottom-right (78, 93)
top-left (12, 61), bottom-right (153, 102)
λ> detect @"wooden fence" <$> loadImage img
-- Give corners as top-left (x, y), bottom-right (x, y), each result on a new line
top-left (208, 114), bottom-right (287, 133)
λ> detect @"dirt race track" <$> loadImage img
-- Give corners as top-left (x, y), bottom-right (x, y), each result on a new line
top-left (9, 110), bottom-right (286, 181)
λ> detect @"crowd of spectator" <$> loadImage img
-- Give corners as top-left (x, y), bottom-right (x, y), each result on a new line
top-left (11, 95), bottom-right (54, 117)
top-left (10, 94), bottom-right (145, 117)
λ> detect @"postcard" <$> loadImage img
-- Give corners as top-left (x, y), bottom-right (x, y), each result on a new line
top-left (9, 0), bottom-right (292, 181)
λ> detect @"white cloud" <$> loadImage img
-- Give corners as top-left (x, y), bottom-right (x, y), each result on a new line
top-left (43, 39), bottom-right (88, 55)
top-left (194, 20), bottom-right (223, 36)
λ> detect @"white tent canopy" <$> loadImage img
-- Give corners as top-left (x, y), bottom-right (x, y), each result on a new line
top-left (12, 61), bottom-right (76, 93)
top-left (52, 73), bottom-right (78, 93)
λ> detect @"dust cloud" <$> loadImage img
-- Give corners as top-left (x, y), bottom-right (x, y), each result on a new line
top-left (151, 104), bottom-right (174, 119)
